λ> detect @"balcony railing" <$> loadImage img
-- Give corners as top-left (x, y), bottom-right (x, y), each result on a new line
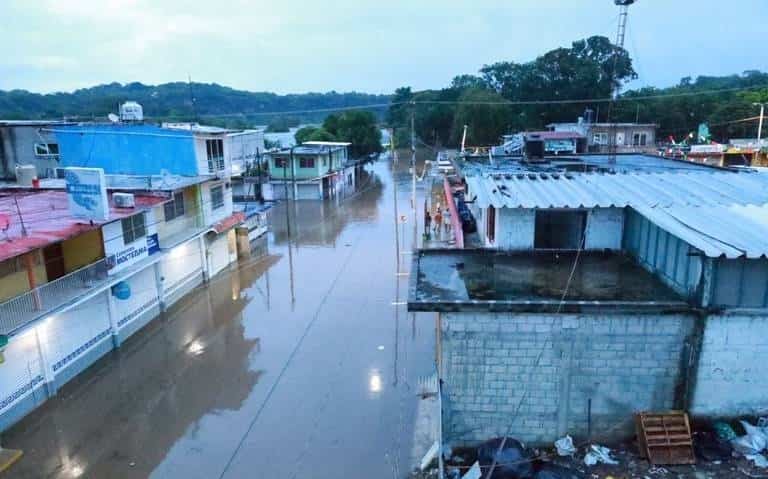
top-left (0, 259), bottom-right (110, 335)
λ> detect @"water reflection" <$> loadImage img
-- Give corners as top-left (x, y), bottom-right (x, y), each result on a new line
top-left (3, 250), bottom-right (277, 479)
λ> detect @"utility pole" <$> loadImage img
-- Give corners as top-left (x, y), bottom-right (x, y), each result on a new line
top-left (755, 103), bottom-right (765, 147)
top-left (607, 0), bottom-right (636, 164)
top-left (410, 102), bottom-right (417, 249)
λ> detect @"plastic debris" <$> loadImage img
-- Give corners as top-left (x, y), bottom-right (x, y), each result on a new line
top-left (533, 463), bottom-right (585, 479)
top-left (420, 440), bottom-right (440, 471)
top-left (555, 435), bottom-right (577, 456)
top-left (732, 420), bottom-right (768, 456)
top-left (477, 437), bottom-right (534, 479)
top-left (461, 461), bottom-right (482, 479)
top-left (713, 422), bottom-right (737, 442)
top-left (745, 454), bottom-right (768, 468)
top-left (583, 445), bottom-right (618, 466)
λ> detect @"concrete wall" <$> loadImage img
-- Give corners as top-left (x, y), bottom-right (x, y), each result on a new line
top-left (0, 125), bottom-right (61, 179)
top-left (691, 314), bottom-right (768, 417)
top-left (585, 208), bottom-right (624, 250)
top-left (200, 180), bottom-right (234, 225)
top-left (440, 311), bottom-right (695, 445)
top-left (480, 207), bottom-right (624, 251)
top-left (495, 209), bottom-right (535, 249)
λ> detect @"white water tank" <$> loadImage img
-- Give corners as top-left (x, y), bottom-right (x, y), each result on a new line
top-left (15, 165), bottom-right (37, 186)
top-left (120, 101), bottom-right (144, 122)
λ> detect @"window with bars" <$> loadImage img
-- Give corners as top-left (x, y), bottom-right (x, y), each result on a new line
top-left (206, 139), bottom-right (225, 172)
top-left (163, 191), bottom-right (186, 221)
top-left (299, 157), bottom-right (315, 168)
top-left (211, 185), bottom-right (224, 210)
top-left (274, 157), bottom-right (288, 168)
top-left (122, 213), bottom-right (146, 244)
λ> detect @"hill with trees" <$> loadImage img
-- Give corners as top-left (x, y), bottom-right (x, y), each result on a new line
top-left (0, 82), bottom-right (390, 128)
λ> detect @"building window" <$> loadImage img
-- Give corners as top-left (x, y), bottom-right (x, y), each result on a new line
top-left (122, 213), bottom-right (146, 244)
top-left (34, 143), bottom-right (59, 157)
top-left (274, 157), bottom-right (288, 168)
top-left (632, 132), bottom-right (648, 146)
top-left (487, 206), bottom-right (496, 244)
top-left (211, 185), bottom-right (224, 210)
top-left (323, 158), bottom-right (328, 167)
top-left (534, 210), bottom-right (586, 249)
top-left (299, 157), bottom-right (315, 168)
top-left (592, 133), bottom-right (608, 145)
top-left (206, 139), bottom-right (225, 172)
top-left (163, 191), bottom-right (186, 221)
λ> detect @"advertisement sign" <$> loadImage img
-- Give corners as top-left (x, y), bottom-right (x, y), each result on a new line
top-left (147, 233), bottom-right (160, 255)
top-left (106, 241), bottom-right (148, 274)
top-left (65, 167), bottom-right (109, 221)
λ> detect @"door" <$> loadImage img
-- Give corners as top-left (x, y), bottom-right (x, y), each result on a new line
top-left (43, 243), bottom-right (65, 281)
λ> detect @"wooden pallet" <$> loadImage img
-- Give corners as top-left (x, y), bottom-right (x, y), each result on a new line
top-left (635, 411), bottom-right (696, 465)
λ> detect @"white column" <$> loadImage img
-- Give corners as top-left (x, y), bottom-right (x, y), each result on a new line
top-left (106, 289), bottom-right (120, 348)
top-left (199, 236), bottom-right (209, 282)
top-left (154, 261), bottom-right (166, 312)
top-left (34, 321), bottom-right (56, 396)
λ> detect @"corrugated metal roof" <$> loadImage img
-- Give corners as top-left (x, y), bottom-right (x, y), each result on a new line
top-left (466, 171), bottom-right (768, 209)
top-left (636, 204), bottom-right (768, 259)
top-left (466, 170), bottom-right (768, 258)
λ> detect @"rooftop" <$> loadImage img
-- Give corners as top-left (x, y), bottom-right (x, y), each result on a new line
top-left (524, 131), bottom-right (584, 140)
top-left (0, 190), bottom-right (166, 262)
top-left (0, 174), bottom-right (213, 192)
top-left (465, 169), bottom-right (768, 210)
top-left (408, 249), bottom-right (688, 313)
top-left (548, 122), bottom-right (658, 128)
top-left (271, 144), bottom-right (347, 155)
top-left (462, 153), bottom-right (715, 174)
top-left (0, 120), bottom-right (76, 127)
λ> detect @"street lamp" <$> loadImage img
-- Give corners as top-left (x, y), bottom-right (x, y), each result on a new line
top-left (754, 103), bottom-right (765, 148)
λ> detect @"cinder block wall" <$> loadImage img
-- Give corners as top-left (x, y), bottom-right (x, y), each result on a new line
top-left (441, 312), bottom-right (696, 446)
top-left (691, 314), bottom-right (768, 417)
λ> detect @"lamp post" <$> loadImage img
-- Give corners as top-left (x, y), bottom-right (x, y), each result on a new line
top-left (754, 103), bottom-right (765, 148)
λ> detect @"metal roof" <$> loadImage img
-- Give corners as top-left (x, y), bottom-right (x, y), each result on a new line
top-left (635, 204), bottom-right (768, 259)
top-left (466, 170), bottom-right (768, 209)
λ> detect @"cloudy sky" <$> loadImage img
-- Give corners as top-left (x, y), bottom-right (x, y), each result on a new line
top-left (2, 0), bottom-right (766, 95)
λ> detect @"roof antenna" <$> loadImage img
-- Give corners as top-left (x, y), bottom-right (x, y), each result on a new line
top-left (187, 74), bottom-right (198, 123)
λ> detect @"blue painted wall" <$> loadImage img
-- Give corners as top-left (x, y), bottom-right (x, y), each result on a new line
top-left (55, 125), bottom-right (198, 176)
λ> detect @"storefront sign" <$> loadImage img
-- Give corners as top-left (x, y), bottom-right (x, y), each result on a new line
top-left (107, 242), bottom-right (148, 273)
top-left (147, 233), bottom-right (160, 255)
top-left (65, 167), bottom-right (109, 221)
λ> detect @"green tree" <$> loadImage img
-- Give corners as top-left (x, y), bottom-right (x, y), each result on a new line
top-left (295, 126), bottom-right (337, 143)
top-left (323, 110), bottom-right (382, 158)
top-left (451, 88), bottom-right (513, 146)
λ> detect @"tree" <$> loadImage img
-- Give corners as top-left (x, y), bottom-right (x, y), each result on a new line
top-left (295, 126), bottom-right (337, 143)
top-left (323, 110), bottom-right (382, 158)
top-left (451, 88), bottom-right (513, 146)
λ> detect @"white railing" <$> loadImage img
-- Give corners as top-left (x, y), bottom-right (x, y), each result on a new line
top-left (0, 259), bottom-right (110, 335)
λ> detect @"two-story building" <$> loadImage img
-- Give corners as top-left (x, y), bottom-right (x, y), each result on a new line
top-left (410, 154), bottom-right (768, 451)
top-left (0, 120), bottom-right (75, 180)
top-left (0, 120), bottom-right (247, 432)
top-left (548, 118), bottom-right (657, 154)
top-left (264, 141), bottom-right (353, 200)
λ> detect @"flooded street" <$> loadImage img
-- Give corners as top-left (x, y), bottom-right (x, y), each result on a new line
top-left (3, 154), bottom-right (437, 478)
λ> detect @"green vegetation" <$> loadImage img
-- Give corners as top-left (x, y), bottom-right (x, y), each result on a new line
top-left (293, 112), bottom-right (382, 158)
top-left (0, 81), bottom-right (390, 126)
top-left (387, 35), bottom-right (768, 145)
top-left (265, 116), bottom-right (299, 133)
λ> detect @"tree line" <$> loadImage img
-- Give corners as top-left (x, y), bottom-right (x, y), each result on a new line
top-left (386, 35), bottom-right (768, 147)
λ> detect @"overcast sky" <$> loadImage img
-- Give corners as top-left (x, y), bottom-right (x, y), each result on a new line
top-left (2, 0), bottom-right (766, 95)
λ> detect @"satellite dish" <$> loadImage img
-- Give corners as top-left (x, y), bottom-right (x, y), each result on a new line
top-left (108, 113), bottom-right (119, 123)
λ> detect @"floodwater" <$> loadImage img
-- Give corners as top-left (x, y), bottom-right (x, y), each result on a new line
top-left (3, 153), bottom-right (437, 478)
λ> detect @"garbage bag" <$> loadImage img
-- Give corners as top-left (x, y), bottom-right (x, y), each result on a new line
top-left (533, 463), bottom-right (585, 479)
top-left (477, 437), bottom-right (535, 479)
top-left (693, 431), bottom-right (732, 462)
top-left (583, 445), bottom-right (618, 466)
top-left (554, 436), bottom-right (576, 456)
top-left (714, 422), bottom-right (737, 442)
top-left (732, 420), bottom-right (768, 456)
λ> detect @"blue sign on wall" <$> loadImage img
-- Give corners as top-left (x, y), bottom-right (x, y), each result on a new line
top-left (147, 233), bottom-right (160, 255)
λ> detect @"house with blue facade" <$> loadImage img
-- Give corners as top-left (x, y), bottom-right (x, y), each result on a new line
top-left (410, 153), bottom-right (768, 448)
top-left (0, 121), bottom-right (249, 434)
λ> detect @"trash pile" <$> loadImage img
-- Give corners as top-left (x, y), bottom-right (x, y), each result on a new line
top-left (414, 416), bottom-right (768, 479)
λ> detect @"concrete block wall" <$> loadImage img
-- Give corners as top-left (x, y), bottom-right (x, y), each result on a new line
top-left (441, 312), bottom-right (695, 446)
top-left (691, 314), bottom-right (768, 417)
